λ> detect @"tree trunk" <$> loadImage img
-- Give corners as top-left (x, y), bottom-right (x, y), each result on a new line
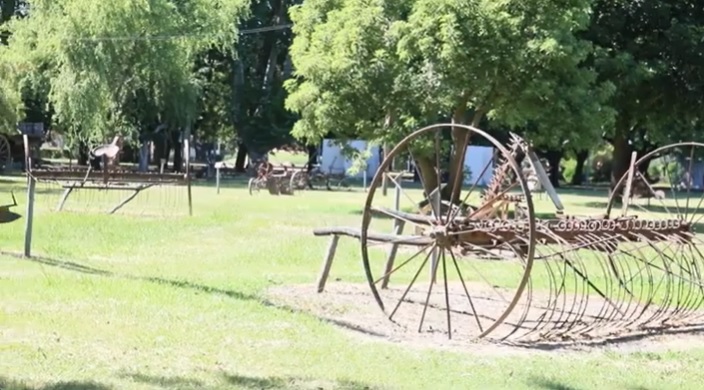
top-left (234, 141), bottom-right (248, 172)
top-left (570, 150), bottom-right (589, 186)
top-left (78, 140), bottom-right (89, 166)
top-left (544, 150), bottom-right (563, 188)
top-left (306, 143), bottom-right (318, 172)
top-left (172, 131), bottom-right (183, 172)
top-left (153, 133), bottom-right (171, 170)
top-left (416, 157), bottom-right (440, 199)
top-left (610, 126), bottom-right (632, 197)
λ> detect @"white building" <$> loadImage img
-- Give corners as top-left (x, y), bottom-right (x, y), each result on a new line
top-left (463, 145), bottom-right (495, 186)
top-left (319, 139), bottom-right (381, 179)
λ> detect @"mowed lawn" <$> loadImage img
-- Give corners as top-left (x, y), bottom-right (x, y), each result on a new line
top-left (1, 175), bottom-right (703, 390)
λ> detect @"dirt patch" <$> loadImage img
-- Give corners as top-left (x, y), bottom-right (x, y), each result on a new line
top-left (264, 282), bottom-right (704, 356)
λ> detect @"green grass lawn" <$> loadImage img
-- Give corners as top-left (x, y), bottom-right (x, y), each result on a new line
top-left (1, 175), bottom-right (704, 390)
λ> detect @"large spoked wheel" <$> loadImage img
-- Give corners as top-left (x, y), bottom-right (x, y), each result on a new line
top-left (289, 170), bottom-right (309, 190)
top-left (604, 142), bottom-right (704, 328)
top-left (361, 123), bottom-right (536, 341)
top-left (0, 134), bottom-right (11, 172)
top-left (248, 177), bottom-right (262, 195)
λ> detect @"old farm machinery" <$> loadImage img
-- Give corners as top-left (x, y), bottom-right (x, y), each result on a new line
top-left (247, 160), bottom-right (350, 196)
top-left (24, 136), bottom-right (193, 216)
top-left (247, 160), bottom-right (297, 195)
top-left (314, 123), bottom-right (704, 344)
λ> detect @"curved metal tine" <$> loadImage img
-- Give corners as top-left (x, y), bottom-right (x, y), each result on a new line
top-left (388, 247), bottom-right (434, 321)
top-left (418, 246), bottom-right (442, 332)
top-left (647, 245), bottom-right (677, 327)
top-left (630, 236), bottom-right (674, 326)
top-left (447, 249), bottom-right (484, 333)
top-left (372, 243), bottom-right (433, 285)
top-left (613, 235), bottom-right (654, 326)
top-left (520, 245), bottom-right (560, 339)
top-left (683, 242), bottom-right (704, 320)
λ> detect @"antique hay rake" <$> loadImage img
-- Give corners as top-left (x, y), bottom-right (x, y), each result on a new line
top-left (248, 161), bottom-right (298, 196)
top-left (28, 167), bottom-right (193, 215)
top-left (317, 123), bottom-right (704, 344)
top-left (23, 134), bottom-right (193, 217)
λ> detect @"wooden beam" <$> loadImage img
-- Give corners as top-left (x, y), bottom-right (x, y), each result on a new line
top-left (312, 227), bottom-right (432, 246)
top-left (316, 235), bottom-right (340, 293)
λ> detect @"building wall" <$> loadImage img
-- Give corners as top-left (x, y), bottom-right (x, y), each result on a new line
top-left (320, 139), bottom-right (381, 179)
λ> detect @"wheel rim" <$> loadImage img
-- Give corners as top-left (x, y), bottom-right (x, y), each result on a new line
top-left (290, 170), bottom-right (307, 190)
top-left (360, 123), bottom-right (536, 340)
top-left (248, 177), bottom-right (257, 195)
top-left (603, 142), bottom-right (704, 329)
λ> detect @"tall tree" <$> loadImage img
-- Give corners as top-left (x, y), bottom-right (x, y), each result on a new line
top-left (230, 0), bottom-right (301, 171)
top-left (286, 0), bottom-right (614, 198)
top-left (584, 0), bottom-right (704, 187)
top-left (1, 0), bottom-right (248, 165)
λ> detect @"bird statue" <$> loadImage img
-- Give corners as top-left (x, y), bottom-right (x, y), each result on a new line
top-left (0, 190), bottom-right (20, 224)
top-left (87, 135), bottom-right (124, 184)
top-left (91, 135), bottom-right (123, 167)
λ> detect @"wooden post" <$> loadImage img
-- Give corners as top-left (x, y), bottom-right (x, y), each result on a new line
top-left (185, 135), bottom-right (193, 217)
top-left (381, 143), bottom-right (389, 196)
top-left (22, 135), bottom-right (34, 258)
top-left (139, 142), bottom-right (149, 172)
top-left (316, 235), bottom-right (340, 293)
top-left (24, 176), bottom-right (35, 258)
top-left (381, 180), bottom-right (404, 289)
top-left (216, 166), bottom-right (221, 194)
top-left (622, 151), bottom-right (638, 217)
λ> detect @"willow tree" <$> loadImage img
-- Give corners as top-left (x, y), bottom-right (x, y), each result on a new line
top-left (286, 0), bottom-right (614, 200)
top-left (2, 0), bottom-right (248, 159)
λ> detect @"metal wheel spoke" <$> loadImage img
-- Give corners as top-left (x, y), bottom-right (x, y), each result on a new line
top-left (448, 249), bottom-right (483, 333)
top-left (389, 247), bottom-right (433, 321)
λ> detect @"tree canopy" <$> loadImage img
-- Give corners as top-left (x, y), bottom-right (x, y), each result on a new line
top-left (1, 0), bottom-right (248, 145)
top-left (584, 0), bottom-right (704, 182)
top-left (0, 0), bottom-right (701, 181)
top-left (284, 0), bottom-right (617, 194)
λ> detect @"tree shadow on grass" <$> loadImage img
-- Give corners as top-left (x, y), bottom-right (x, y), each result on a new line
top-left (528, 376), bottom-right (655, 390)
top-left (2, 251), bottom-right (259, 303)
top-left (0, 251), bottom-right (111, 276)
top-left (528, 377), bottom-right (580, 390)
top-left (223, 373), bottom-right (382, 390)
top-left (118, 372), bottom-right (205, 389)
top-left (121, 372), bottom-right (382, 390)
top-left (0, 377), bottom-right (111, 390)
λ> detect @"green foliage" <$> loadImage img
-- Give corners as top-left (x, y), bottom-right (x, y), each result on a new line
top-left (2, 0), bottom-right (248, 145)
top-left (585, 0), bottom-right (704, 144)
top-left (562, 158), bottom-right (577, 184)
top-left (285, 0), bottom-right (616, 154)
top-left (0, 64), bottom-right (21, 132)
